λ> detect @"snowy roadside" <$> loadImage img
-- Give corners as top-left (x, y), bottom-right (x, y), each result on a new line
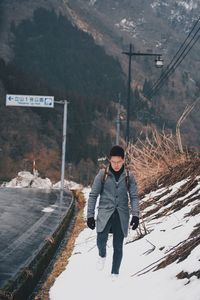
top-left (2, 170), bottom-right (199, 299)
top-left (1, 170), bottom-right (82, 190)
top-left (49, 182), bottom-right (200, 300)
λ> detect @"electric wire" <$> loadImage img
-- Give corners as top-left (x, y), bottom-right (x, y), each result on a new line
top-left (146, 17), bottom-right (200, 99)
top-left (148, 25), bottom-right (200, 98)
top-left (147, 23), bottom-right (200, 98)
top-left (148, 16), bottom-right (200, 93)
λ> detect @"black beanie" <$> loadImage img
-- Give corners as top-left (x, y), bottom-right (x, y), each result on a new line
top-left (109, 145), bottom-right (125, 158)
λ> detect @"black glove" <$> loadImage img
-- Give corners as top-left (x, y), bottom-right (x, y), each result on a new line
top-left (87, 217), bottom-right (95, 230)
top-left (130, 216), bottom-right (139, 230)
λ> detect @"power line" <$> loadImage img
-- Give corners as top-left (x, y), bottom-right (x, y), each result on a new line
top-left (148, 23), bottom-right (200, 98)
top-left (148, 26), bottom-right (200, 98)
top-left (146, 17), bottom-right (200, 99)
top-left (148, 16), bottom-right (200, 94)
top-left (167, 16), bottom-right (200, 68)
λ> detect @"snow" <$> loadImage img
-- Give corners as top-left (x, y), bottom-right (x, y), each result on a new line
top-left (1, 171), bottom-right (53, 188)
top-left (151, 0), bottom-right (169, 9)
top-left (0, 170), bottom-right (82, 191)
top-left (2, 170), bottom-right (199, 298)
top-left (89, 0), bottom-right (97, 6)
top-left (42, 206), bottom-right (56, 213)
top-left (115, 18), bottom-right (138, 38)
top-left (49, 180), bottom-right (200, 300)
top-left (178, 1), bottom-right (198, 11)
top-left (151, 0), bottom-right (197, 11)
top-left (53, 180), bottom-right (82, 191)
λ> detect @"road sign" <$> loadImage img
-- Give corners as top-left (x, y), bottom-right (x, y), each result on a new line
top-left (6, 94), bottom-right (54, 108)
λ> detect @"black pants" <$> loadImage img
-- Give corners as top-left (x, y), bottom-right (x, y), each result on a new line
top-left (97, 210), bottom-right (124, 274)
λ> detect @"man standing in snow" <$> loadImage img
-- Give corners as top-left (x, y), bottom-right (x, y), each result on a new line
top-left (87, 145), bottom-right (140, 279)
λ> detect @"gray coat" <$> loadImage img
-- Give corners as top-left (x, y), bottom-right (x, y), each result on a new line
top-left (87, 167), bottom-right (139, 237)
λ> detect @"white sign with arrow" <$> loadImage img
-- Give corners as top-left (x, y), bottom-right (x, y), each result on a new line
top-left (6, 94), bottom-right (54, 108)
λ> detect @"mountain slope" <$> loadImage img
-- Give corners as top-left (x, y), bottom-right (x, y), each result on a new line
top-left (1, 0), bottom-right (200, 183)
top-left (65, 0), bottom-right (200, 145)
top-left (0, 2), bottom-right (127, 182)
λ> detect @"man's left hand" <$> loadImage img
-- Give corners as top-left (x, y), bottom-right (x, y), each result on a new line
top-left (130, 216), bottom-right (139, 230)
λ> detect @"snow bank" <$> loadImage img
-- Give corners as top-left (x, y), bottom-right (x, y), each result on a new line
top-left (1, 171), bottom-right (52, 188)
top-left (53, 180), bottom-right (83, 191)
top-left (50, 179), bottom-right (200, 300)
top-left (1, 171), bottom-right (82, 190)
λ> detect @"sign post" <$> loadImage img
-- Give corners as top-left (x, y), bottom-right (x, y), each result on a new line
top-left (6, 94), bottom-right (69, 210)
top-left (55, 100), bottom-right (69, 206)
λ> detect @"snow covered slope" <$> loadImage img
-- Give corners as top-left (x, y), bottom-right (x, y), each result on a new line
top-left (50, 163), bottom-right (200, 300)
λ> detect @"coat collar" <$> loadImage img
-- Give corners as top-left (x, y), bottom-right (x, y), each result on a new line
top-left (108, 165), bottom-right (126, 183)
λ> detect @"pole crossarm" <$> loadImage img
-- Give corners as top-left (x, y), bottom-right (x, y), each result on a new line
top-left (54, 100), bottom-right (67, 104)
top-left (122, 52), bottom-right (162, 57)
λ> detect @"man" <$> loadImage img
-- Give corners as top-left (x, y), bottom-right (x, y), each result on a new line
top-left (87, 145), bottom-right (139, 279)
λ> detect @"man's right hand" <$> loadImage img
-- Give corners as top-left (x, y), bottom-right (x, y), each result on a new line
top-left (87, 217), bottom-right (95, 230)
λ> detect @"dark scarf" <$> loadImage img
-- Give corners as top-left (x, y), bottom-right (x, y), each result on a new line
top-left (109, 164), bottom-right (124, 182)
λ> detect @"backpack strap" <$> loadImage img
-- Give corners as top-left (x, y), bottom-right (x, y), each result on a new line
top-left (125, 168), bottom-right (131, 198)
top-left (100, 166), bottom-right (109, 195)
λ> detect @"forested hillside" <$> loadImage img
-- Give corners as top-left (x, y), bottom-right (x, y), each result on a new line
top-left (1, 0), bottom-right (200, 184)
top-left (66, 0), bottom-right (200, 146)
top-left (0, 6), bottom-right (126, 183)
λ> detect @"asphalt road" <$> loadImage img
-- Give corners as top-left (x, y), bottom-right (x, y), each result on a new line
top-left (0, 188), bottom-right (72, 288)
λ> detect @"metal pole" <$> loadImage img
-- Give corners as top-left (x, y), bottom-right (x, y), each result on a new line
top-left (122, 45), bottom-right (162, 145)
top-left (60, 100), bottom-right (68, 204)
top-left (126, 43), bottom-right (132, 145)
top-left (116, 93), bottom-right (121, 145)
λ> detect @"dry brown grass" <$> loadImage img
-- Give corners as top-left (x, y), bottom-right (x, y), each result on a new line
top-left (34, 189), bottom-right (86, 300)
top-left (126, 126), bottom-right (188, 194)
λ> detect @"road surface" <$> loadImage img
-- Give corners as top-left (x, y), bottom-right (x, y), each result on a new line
top-left (0, 188), bottom-right (72, 288)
